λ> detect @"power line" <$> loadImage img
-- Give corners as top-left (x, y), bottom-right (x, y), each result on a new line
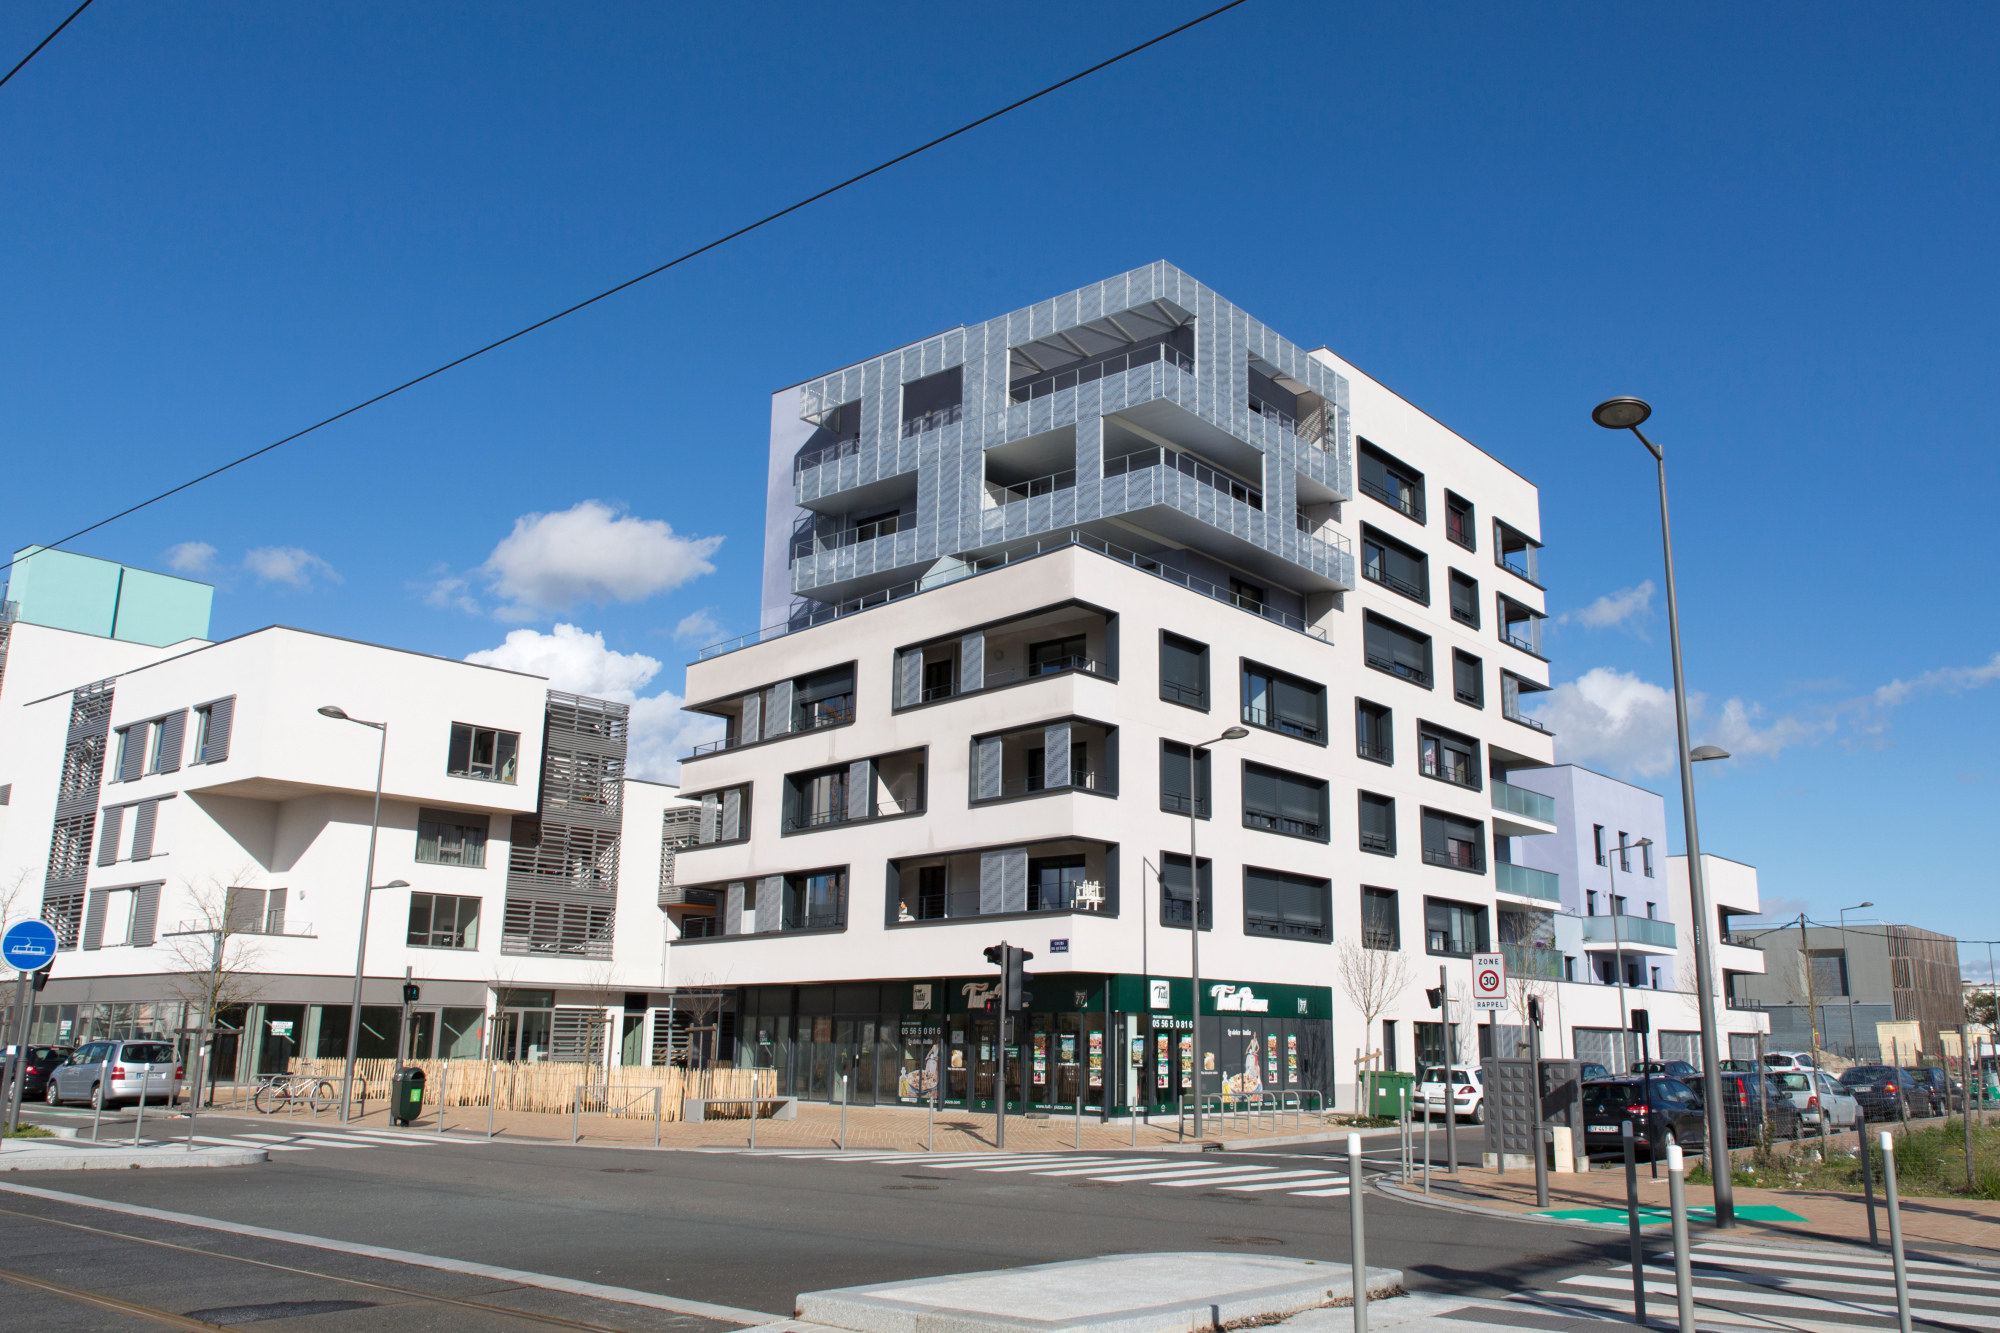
top-left (2, 0), bottom-right (1251, 578)
top-left (0, 0), bottom-right (94, 91)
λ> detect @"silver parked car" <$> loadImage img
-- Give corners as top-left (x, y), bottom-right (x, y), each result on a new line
top-left (45, 1039), bottom-right (182, 1109)
top-left (1769, 1068), bottom-right (1858, 1130)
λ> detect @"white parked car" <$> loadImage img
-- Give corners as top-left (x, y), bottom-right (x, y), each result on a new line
top-left (1418, 1066), bottom-right (1484, 1124)
top-left (1768, 1068), bottom-right (1858, 1130)
top-left (1762, 1051), bottom-right (1819, 1073)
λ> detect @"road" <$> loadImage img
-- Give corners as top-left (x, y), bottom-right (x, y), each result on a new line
top-left (0, 1111), bottom-right (1633, 1331)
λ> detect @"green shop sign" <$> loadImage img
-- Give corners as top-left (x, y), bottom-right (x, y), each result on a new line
top-left (1108, 974), bottom-right (1330, 1020)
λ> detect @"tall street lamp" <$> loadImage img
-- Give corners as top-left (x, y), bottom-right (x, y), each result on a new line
top-left (1839, 902), bottom-right (1873, 1059)
top-left (1180, 725), bottom-right (1247, 1140)
top-left (1592, 396), bottom-right (1740, 1226)
top-left (318, 706), bottom-right (403, 1122)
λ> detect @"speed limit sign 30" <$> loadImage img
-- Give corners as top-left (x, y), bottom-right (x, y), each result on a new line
top-left (1472, 951), bottom-right (1507, 1010)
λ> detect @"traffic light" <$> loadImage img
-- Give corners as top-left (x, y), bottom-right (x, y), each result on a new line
top-left (983, 944), bottom-right (1006, 968)
top-left (1629, 1008), bottom-right (1649, 1035)
top-left (1425, 986), bottom-right (1443, 1010)
top-left (1005, 945), bottom-right (1035, 1012)
top-left (32, 965), bottom-right (52, 993)
top-left (402, 983), bottom-right (421, 1004)
top-left (1527, 995), bottom-right (1543, 1030)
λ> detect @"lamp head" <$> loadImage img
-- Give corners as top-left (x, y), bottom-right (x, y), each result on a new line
top-left (317, 706), bottom-right (350, 720)
top-left (1635, 837), bottom-right (1653, 847)
top-left (379, 880), bottom-right (409, 890)
top-left (1690, 745), bottom-right (1730, 762)
top-left (1592, 397), bottom-right (1652, 430)
top-left (1219, 726), bottom-right (1250, 741)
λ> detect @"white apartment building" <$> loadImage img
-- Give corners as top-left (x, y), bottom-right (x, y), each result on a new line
top-left (0, 549), bottom-right (700, 1082)
top-left (663, 262), bottom-right (1650, 1115)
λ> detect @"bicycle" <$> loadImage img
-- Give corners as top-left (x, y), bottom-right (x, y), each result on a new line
top-left (251, 1073), bottom-right (337, 1115)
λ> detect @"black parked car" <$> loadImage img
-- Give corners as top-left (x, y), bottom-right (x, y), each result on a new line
top-left (1839, 1065), bottom-right (1915, 1121)
top-left (1633, 1060), bottom-right (1699, 1079)
top-left (1581, 1076), bottom-right (1710, 1158)
top-left (1902, 1067), bottom-right (1955, 1116)
top-left (1, 1045), bottom-right (74, 1100)
top-left (1705, 1069), bottom-right (1804, 1143)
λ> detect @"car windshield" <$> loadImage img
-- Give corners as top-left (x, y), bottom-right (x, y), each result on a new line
top-left (120, 1043), bottom-right (176, 1064)
top-left (1841, 1066), bottom-right (1894, 1084)
top-left (1421, 1068), bottom-right (1472, 1084)
top-left (1582, 1083), bottom-right (1642, 1111)
top-left (1772, 1073), bottom-right (1811, 1091)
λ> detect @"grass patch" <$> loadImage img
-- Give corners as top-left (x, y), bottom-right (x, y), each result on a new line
top-left (1686, 1118), bottom-right (2000, 1200)
top-left (4, 1124), bottom-right (55, 1139)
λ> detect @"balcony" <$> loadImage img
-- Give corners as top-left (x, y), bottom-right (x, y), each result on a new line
top-left (1104, 445), bottom-right (1263, 511)
top-left (901, 402), bottom-right (963, 439)
top-left (1495, 862), bottom-right (1561, 904)
top-left (1502, 942), bottom-right (1564, 980)
top-left (994, 769), bottom-right (1110, 798)
top-left (1491, 781), bottom-right (1555, 825)
top-left (1580, 914), bottom-right (1677, 952)
top-left (1244, 810), bottom-right (1324, 840)
top-left (791, 514), bottom-right (905, 562)
top-left (1248, 393), bottom-right (1332, 450)
top-left (985, 469), bottom-right (1077, 508)
top-left (783, 796), bottom-right (924, 833)
top-left (1011, 340), bottom-right (1194, 404)
top-left (794, 436), bottom-right (861, 476)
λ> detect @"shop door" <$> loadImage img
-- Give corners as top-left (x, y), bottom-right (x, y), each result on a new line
top-left (968, 1018), bottom-right (1026, 1110)
top-left (494, 1009), bottom-right (553, 1061)
top-left (257, 1005), bottom-right (305, 1076)
top-left (404, 1010), bottom-right (437, 1062)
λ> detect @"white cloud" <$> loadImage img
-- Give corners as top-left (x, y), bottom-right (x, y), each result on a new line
top-left (419, 569), bottom-right (481, 616)
top-left (672, 608), bottom-right (722, 645)
top-left (1561, 581), bottom-right (1654, 631)
top-left (1530, 667), bottom-right (1826, 776)
top-left (480, 500), bottom-right (721, 620)
top-left (164, 541), bottom-right (217, 575)
top-left (244, 546), bottom-right (341, 589)
top-left (465, 623), bottom-right (720, 782)
top-left (1871, 651), bottom-right (2000, 708)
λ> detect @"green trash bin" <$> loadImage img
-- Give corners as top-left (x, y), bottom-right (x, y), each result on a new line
top-left (1369, 1071), bottom-right (1415, 1119)
top-left (391, 1065), bottom-right (425, 1127)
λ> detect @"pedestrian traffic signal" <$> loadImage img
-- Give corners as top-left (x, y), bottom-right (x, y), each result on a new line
top-left (983, 944), bottom-right (1007, 968)
top-left (1425, 986), bottom-right (1443, 1010)
top-left (402, 983), bottom-right (421, 1004)
top-left (32, 965), bottom-right (52, 993)
top-left (1629, 1008), bottom-right (1649, 1035)
top-left (1527, 995), bottom-right (1543, 1030)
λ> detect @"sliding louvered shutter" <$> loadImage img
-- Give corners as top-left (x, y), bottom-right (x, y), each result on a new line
top-left (96, 806), bottom-right (123, 865)
top-left (155, 710), bottom-right (187, 773)
top-left (200, 697), bottom-right (235, 763)
top-left (130, 883), bottom-right (161, 947)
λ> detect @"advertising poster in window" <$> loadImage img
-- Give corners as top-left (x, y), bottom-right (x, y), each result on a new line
top-left (1286, 1032), bottom-right (1299, 1083)
top-left (899, 1018), bottom-right (941, 1102)
top-left (1155, 1033), bottom-right (1169, 1089)
top-left (1179, 1034), bottom-right (1194, 1085)
top-left (1058, 1032), bottom-right (1077, 1065)
top-left (1266, 1033), bottom-right (1279, 1088)
top-left (1087, 1030), bottom-right (1103, 1087)
top-left (1032, 1032), bottom-right (1048, 1086)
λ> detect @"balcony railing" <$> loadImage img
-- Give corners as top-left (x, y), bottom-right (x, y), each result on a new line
top-left (989, 769), bottom-right (1108, 798)
top-left (1247, 394), bottom-right (1331, 449)
top-left (798, 696), bottom-right (854, 731)
top-left (985, 469), bottom-right (1077, 508)
top-left (1362, 557), bottom-right (1427, 602)
top-left (1721, 933), bottom-right (1766, 950)
top-left (1245, 915), bottom-right (1330, 942)
top-left (1104, 445), bottom-right (1263, 511)
top-left (794, 436), bottom-right (862, 475)
top-left (1160, 790), bottom-right (1210, 818)
top-left (1501, 623), bottom-right (1544, 657)
top-left (1726, 995), bottom-right (1765, 1011)
top-left (1296, 512), bottom-right (1343, 547)
top-left (901, 403), bottom-right (963, 438)
top-left (1495, 862), bottom-right (1561, 903)
top-left (1242, 706), bottom-right (1322, 742)
top-left (1359, 829), bottom-right (1393, 854)
top-left (1365, 650), bottom-right (1432, 688)
top-left (1491, 781), bottom-right (1556, 824)
top-left (1160, 679), bottom-right (1206, 707)
top-left (1010, 341), bottom-right (1193, 404)
top-left (1502, 701), bottom-right (1552, 734)
top-left (1422, 844), bottom-right (1484, 872)
top-left (1356, 737), bottom-right (1392, 764)
top-left (1359, 475), bottom-right (1424, 523)
top-left (1502, 942), bottom-right (1564, 980)
top-left (1580, 914), bottom-right (1677, 949)
top-left (784, 798), bottom-right (924, 833)
top-left (791, 515), bottom-right (903, 561)
top-left (1245, 810), bottom-right (1323, 839)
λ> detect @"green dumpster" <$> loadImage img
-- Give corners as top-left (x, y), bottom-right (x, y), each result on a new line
top-left (1368, 1071), bottom-right (1416, 1119)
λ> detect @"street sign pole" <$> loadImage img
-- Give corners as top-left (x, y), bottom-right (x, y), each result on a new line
top-left (2, 921), bottom-right (62, 1137)
top-left (4, 972), bottom-right (31, 1136)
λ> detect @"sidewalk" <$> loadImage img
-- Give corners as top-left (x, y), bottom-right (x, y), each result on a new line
top-left (189, 1097), bottom-right (1370, 1154)
top-left (0, 1136), bottom-right (265, 1170)
top-left (1378, 1158), bottom-right (1999, 1258)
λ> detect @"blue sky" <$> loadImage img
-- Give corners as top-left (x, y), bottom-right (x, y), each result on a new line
top-left (3, 3), bottom-right (1995, 966)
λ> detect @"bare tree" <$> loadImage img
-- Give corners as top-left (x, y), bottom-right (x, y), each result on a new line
top-left (1337, 940), bottom-right (1413, 1110)
top-left (0, 865), bottom-right (34, 934)
top-left (161, 870), bottom-right (272, 1098)
top-left (1505, 972), bottom-right (1555, 1058)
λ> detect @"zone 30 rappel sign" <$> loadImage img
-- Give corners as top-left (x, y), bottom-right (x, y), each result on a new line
top-left (1471, 952), bottom-right (1507, 1011)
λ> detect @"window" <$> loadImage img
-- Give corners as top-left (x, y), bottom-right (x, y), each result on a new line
top-left (1498, 594), bottom-right (1545, 657)
top-left (1618, 833), bottom-right (1631, 872)
top-left (1445, 492), bottom-right (1475, 550)
top-left (795, 666), bottom-right (856, 730)
top-left (1159, 632), bottom-right (1209, 709)
top-left (900, 367), bottom-right (963, 437)
top-left (1452, 652), bottom-right (1483, 708)
top-left (408, 893), bottom-right (480, 949)
top-left (1418, 723), bottom-right (1480, 789)
top-left (1229, 577), bottom-right (1266, 610)
top-left (1242, 762), bottom-right (1329, 842)
top-left (1494, 519), bottom-right (1541, 584)
top-left (1359, 792), bottom-right (1396, 855)
top-left (1593, 825), bottom-right (1607, 866)
top-left (1425, 897), bottom-right (1489, 955)
top-left (448, 724), bottom-right (520, 784)
top-left (1363, 886), bottom-right (1400, 950)
top-left (1643, 842), bottom-right (1654, 877)
top-left (1363, 612), bottom-right (1433, 687)
top-left (1421, 808), bottom-right (1486, 872)
top-left (1027, 855), bottom-right (1087, 911)
top-left (1241, 662), bottom-right (1326, 742)
top-left (1358, 440), bottom-right (1425, 523)
top-left (416, 809), bottom-right (489, 867)
top-left (1449, 570), bottom-right (1479, 628)
top-left (1160, 741), bottom-right (1211, 818)
top-left (1356, 699), bottom-right (1393, 764)
top-left (922, 658), bottom-right (955, 702)
top-left (224, 887), bottom-right (286, 936)
top-left (1029, 635), bottom-right (1088, 676)
top-left (697, 784), bottom-right (751, 844)
top-left (915, 866), bottom-right (946, 921)
top-left (784, 869), bottom-right (848, 931)
top-left (1025, 741), bottom-right (1086, 792)
top-left (1361, 524), bottom-right (1429, 603)
top-left (1243, 867), bottom-right (1330, 942)
top-left (1160, 853), bottom-right (1212, 930)
top-left (786, 766), bottom-right (850, 830)
top-left (1586, 889), bottom-right (1597, 916)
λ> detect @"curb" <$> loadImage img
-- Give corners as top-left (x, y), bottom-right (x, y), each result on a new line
top-left (0, 1145), bottom-right (267, 1170)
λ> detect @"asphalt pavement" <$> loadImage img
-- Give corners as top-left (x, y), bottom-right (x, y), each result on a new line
top-left (0, 1111), bottom-right (1636, 1331)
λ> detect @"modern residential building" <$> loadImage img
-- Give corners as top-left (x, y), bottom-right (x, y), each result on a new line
top-left (671, 261), bottom-right (1580, 1114)
top-left (0, 553), bottom-right (701, 1080)
top-left (1501, 764), bottom-right (1769, 1070)
top-left (1728, 919), bottom-right (1963, 1062)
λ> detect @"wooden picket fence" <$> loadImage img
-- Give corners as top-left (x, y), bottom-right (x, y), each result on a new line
top-left (286, 1059), bottom-right (773, 1120)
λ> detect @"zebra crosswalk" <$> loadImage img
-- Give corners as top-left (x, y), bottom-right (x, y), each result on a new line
top-left (720, 1148), bottom-right (1383, 1198)
top-left (185, 1127), bottom-right (445, 1154)
top-left (1445, 1238), bottom-right (2000, 1333)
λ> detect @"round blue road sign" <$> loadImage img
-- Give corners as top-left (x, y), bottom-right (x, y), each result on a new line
top-left (2, 920), bottom-right (59, 973)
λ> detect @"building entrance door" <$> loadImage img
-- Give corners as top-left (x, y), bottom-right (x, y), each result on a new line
top-left (493, 1009), bottom-right (552, 1061)
top-left (403, 1009), bottom-right (437, 1061)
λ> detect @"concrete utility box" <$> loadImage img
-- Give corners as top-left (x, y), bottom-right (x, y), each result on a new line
top-left (1481, 1058), bottom-right (1536, 1168)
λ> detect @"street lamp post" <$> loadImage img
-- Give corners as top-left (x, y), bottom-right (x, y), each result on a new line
top-left (318, 706), bottom-right (405, 1123)
top-left (1839, 902), bottom-right (1873, 1059)
top-left (1182, 725), bottom-right (1248, 1141)
top-left (1592, 396), bottom-right (1739, 1226)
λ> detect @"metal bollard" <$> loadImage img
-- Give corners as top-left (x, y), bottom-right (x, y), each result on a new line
top-left (1858, 1117), bottom-right (1878, 1246)
top-left (1076, 1087), bottom-right (1083, 1150)
top-left (1348, 1132), bottom-right (1368, 1333)
top-left (925, 1091), bottom-right (931, 1153)
top-left (1399, 1088), bottom-right (1409, 1182)
top-left (571, 1086), bottom-right (580, 1145)
top-left (1667, 1143), bottom-right (1694, 1333)
top-left (1622, 1121), bottom-right (1646, 1326)
top-left (1535, 1125), bottom-right (1550, 1210)
top-left (91, 1083), bottom-right (103, 1142)
top-left (436, 1064), bottom-right (448, 1138)
top-left (132, 1085), bottom-right (147, 1146)
top-left (1422, 1101), bottom-right (1432, 1194)
top-left (1881, 1131), bottom-right (1913, 1333)
top-left (839, 1069), bottom-right (848, 1151)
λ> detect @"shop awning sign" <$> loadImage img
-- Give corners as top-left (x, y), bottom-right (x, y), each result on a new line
top-left (1472, 952), bottom-right (1507, 1011)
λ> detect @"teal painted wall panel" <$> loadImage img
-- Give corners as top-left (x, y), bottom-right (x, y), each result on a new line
top-left (8, 546), bottom-right (212, 646)
top-left (111, 566), bottom-right (213, 646)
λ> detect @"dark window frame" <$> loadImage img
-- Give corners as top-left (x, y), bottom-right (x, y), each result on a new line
top-left (1239, 659), bottom-right (1328, 745)
top-left (1357, 439), bottom-right (1426, 524)
top-left (1423, 895), bottom-right (1491, 957)
top-left (1420, 807), bottom-right (1487, 874)
top-left (416, 808), bottom-right (490, 868)
top-left (1448, 569), bottom-right (1480, 628)
top-left (1362, 886), bottom-right (1401, 951)
top-left (1363, 611), bottom-right (1434, 689)
top-left (1158, 630), bottom-right (1210, 712)
top-left (1360, 523), bottom-right (1431, 605)
top-left (407, 891), bottom-right (481, 950)
top-left (1160, 740), bottom-right (1212, 819)
top-left (1359, 791), bottom-right (1396, 856)
top-left (1240, 760), bottom-right (1331, 844)
top-left (1159, 852), bottom-right (1213, 931)
top-left (447, 722), bottom-right (521, 784)
top-left (1444, 491), bottom-right (1476, 551)
top-left (1356, 698), bottom-right (1393, 765)
top-left (1452, 650), bottom-right (1484, 709)
top-left (1242, 866), bottom-right (1332, 943)
top-left (1417, 722), bottom-right (1482, 790)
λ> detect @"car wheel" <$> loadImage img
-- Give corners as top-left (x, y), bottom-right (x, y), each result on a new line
top-left (1467, 1101), bottom-right (1484, 1125)
top-left (90, 1082), bottom-right (106, 1111)
top-left (43, 1080), bottom-right (62, 1107)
